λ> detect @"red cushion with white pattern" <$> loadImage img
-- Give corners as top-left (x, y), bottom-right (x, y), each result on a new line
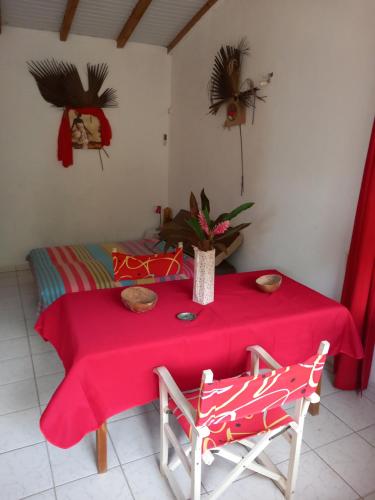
top-left (112, 247), bottom-right (183, 281)
top-left (169, 388), bottom-right (293, 452)
top-left (196, 353), bottom-right (326, 427)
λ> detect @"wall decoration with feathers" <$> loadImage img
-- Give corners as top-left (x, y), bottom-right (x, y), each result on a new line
top-left (27, 59), bottom-right (118, 168)
top-left (208, 39), bottom-right (273, 194)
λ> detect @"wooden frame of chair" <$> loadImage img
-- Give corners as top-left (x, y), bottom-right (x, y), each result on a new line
top-left (154, 340), bottom-right (330, 500)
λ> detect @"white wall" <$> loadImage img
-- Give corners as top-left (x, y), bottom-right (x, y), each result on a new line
top-left (169, 0), bottom-right (375, 299)
top-left (0, 27), bottom-right (170, 268)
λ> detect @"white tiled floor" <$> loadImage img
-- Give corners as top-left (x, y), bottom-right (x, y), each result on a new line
top-left (1, 270), bottom-right (375, 499)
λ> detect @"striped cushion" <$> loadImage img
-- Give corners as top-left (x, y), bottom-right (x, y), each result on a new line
top-left (28, 239), bottom-right (194, 311)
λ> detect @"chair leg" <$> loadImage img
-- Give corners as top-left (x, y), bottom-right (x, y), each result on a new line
top-left (190, 433), bottom-right (203, 500)
top-left (308, 379), bottom-right (321, 416)
top-left (159, 380), bottom-right (169, 474)
top-left (285, 428), bottom-right (303, 499)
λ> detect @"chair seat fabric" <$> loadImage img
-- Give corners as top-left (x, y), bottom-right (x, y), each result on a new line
top-left (169, 388), bottom-right (294, 452)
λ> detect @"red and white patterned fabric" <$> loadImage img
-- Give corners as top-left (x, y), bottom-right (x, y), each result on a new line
top-left (169, 352), bottom-right (326, 451)
top-left (112, 247), bottom-right (183, 281)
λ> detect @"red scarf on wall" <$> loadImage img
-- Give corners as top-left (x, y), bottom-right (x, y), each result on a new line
top-left (57, 108), bottom-right (112, 168)
top-left (335, 119), bottom-right (375, 390)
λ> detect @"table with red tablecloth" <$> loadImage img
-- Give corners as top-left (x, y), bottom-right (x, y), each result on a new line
top-left (35, 270), bottom-right (363, 448)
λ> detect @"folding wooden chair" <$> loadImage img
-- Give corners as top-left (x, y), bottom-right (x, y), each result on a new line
top-left (154, 340), bottom-right (329, 500)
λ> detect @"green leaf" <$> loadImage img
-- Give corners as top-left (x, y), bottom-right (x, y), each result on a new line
top-left (214, 212), bottom-right (230, 224)
top-left (200, 189), bottom-right (211, 213)
top-left (186, 218), bottom-right (205, 240)
top-left (190, 192), bottom-right (199, 217)
top-left (215, 203), bottom-right (254, 224)
top-left (226, 202), bottom-right (254, 221)
top-left (202, 206), bottom-right (214, 229)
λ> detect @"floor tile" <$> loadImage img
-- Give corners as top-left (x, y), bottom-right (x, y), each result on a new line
top-left (0, 291), bottom-right (22, 311)
top-left (17, 270), bottom-right (35, 285)
top-left (22, 292), bottom-right (39, 320)
top-left (0, 443), bottom-right (53, 499)
top-left (33, 351), bottom-right (64, 377)
top-left (320, 368), bottom-right (339, 397)
top-left (358, 425), bottom-right (375, 447)
top-left (0, 407), bottom-right (44, 453)
top-left (364, 493), bottom-right (375, 500)
top-left (211, 472), bottom-right (284, 499)
top-left (316, 433), bottom-right (375, 496)
top-left (110, 410), bottom-right (189, 465)
top-left (0, 285), bottom-right (21, 301)
top-left (108, 403), bottom-right (156, 422)
top-left (278, 450), bottom-right (358, 499)
top-left (19, 281), bottom-right (38, 296)
top-left (36, 373), bottom-right (65, 405)
top-left (27, 318), bottom-right (38, 336)
top-left (24, 489), bottom-right (56, 499)
top-left (123, 453), bottom-right (193, 499)
top-left (0, 312), bottom-right (27, 341)
top-left (0, 337), bottom-right (30, 360)
top-left (201, 442), bottom-right (254, 492)
top-left (0, 272), bottom-right (18, 287)
top-left (0, 378), bottom-right (38, 415)
top-left (364, 384), bottom-right (375, 403)
top-left (108, 410), bottom-right (161, 464)
top-left (0, 355), bottom-right (34, 385)
top-left (321, 390), bottom-right (375, 430)
top-left (29, 335), bottom-right (54, 355)
top-left (302, 405), bottom-right (353, 448)
top-left (251, 431), bottom-right (310, 465)
top-left (48, 432), bottom-right (119, 486)
top-left (55, 466), bottom-right (132, 500)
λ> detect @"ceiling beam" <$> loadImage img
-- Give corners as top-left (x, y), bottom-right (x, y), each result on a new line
top-left (117, 0), bottom-right (152, 48)
top-left (167, 0), bottom-right (218, 53)
top-left (60, 0), bottom-right (80, 41)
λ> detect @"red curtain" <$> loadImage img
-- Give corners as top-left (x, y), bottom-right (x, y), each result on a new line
top-left (335, 119), bottom-right (375, 390)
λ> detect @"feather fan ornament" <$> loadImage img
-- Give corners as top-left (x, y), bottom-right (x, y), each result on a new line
top-left (27, 59), bottom-right (118, 168)
top-left (208, 39), bottom-right (273, 194)
top-left (27, 59), bottom-right (118, 108)
top-left (208, 39), bottom-right (271, 126)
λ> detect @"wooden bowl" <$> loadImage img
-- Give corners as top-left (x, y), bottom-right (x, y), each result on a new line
top-left (121, 286), bottom-right (158, 313)
top-left (255, 274), bottom-right (282, 293)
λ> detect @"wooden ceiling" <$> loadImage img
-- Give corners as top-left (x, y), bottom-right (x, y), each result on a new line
top-left (1, 0), bottom-right (218, 52)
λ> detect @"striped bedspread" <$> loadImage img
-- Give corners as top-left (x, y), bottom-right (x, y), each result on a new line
top-left (28, 239), bottom-right (194, 311)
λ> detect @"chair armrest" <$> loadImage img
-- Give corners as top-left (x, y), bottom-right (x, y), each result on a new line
top-left (154, 366), bottom-right (196, 428)
top-left (246, 345), bottom-right (282, 371)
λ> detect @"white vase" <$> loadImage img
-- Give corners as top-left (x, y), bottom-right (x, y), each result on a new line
top-left (193, 247), bottom-right (215, 305)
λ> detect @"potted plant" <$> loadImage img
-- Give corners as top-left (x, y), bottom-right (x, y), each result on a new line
top-left (160, 190), bottom-right (254, 305)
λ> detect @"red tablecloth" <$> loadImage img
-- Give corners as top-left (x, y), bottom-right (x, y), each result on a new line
top-left (35, 270), bottom-right (363, 448)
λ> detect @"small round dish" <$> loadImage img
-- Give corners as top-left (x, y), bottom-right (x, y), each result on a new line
top-left (176, 312), bottom-right (197, 321)
top-left (121, 286), bottom-right (158, 313)
top-left (255, 274), bottom-right (282, 293)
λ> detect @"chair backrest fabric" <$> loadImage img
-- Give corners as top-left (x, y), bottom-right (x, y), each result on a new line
top-left (196, 352), bottom-right (326, 427)
top-left (112, 246), bottom-right (183, 281)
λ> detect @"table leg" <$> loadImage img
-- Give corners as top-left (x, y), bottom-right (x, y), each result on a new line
top-left (96, 422), bottom-right (107, 473)
top-left (308, 379), bottom-right (321, 416)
